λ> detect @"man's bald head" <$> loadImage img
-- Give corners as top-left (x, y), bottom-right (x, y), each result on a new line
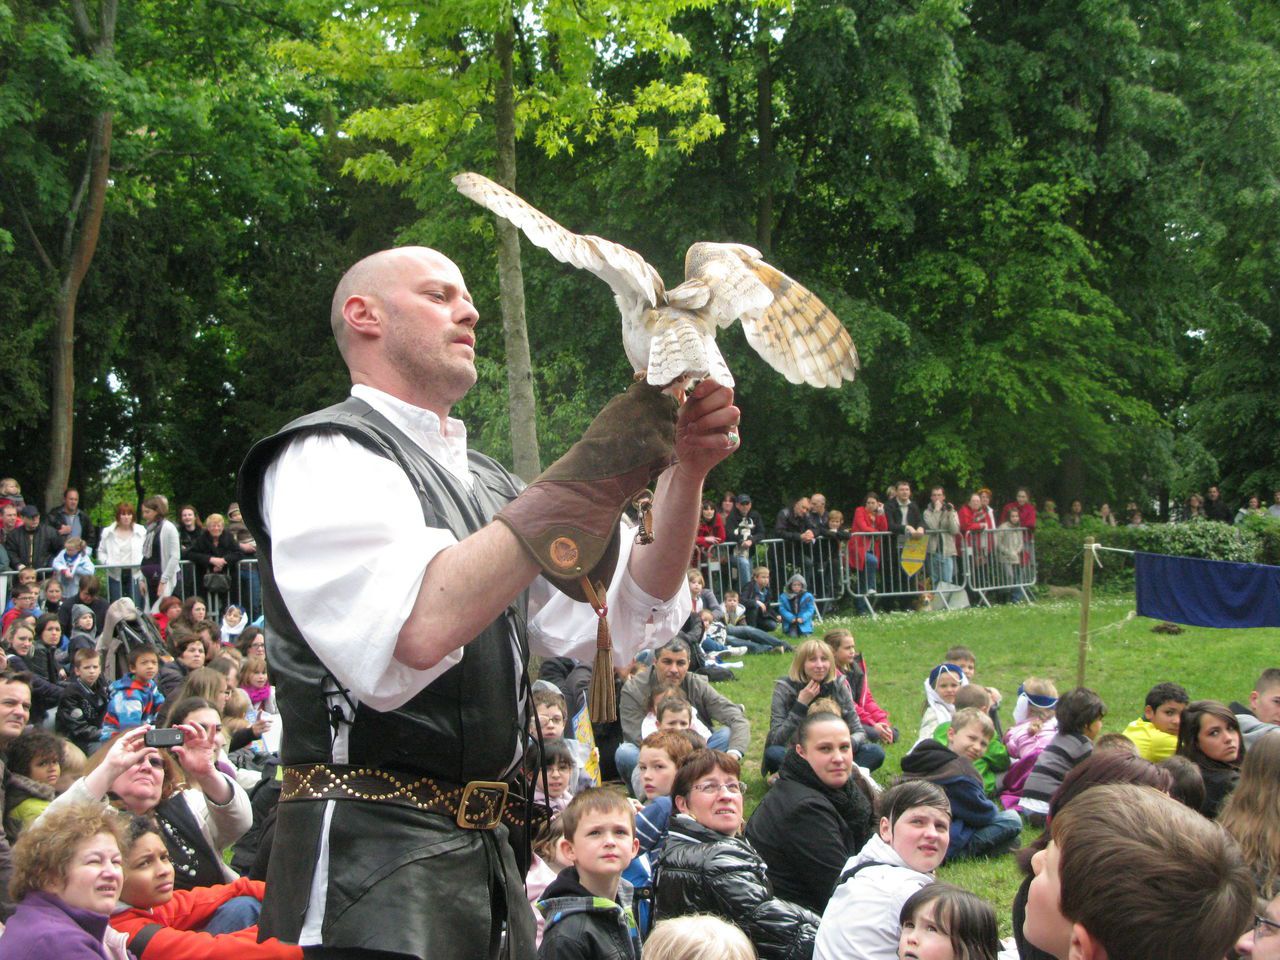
top-left (330, 247), bottom-right (463, 353)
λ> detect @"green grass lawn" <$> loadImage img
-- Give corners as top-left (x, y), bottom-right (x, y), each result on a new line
top-left (726, 596), bottom-right (1280, 934)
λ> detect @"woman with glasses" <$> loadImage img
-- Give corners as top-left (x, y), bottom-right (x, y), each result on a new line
top-left (37, 703), bottom-right (251, 892)
top-left (653, 749), bottom-right (819, 960)
top-left (1239, 897), bottom-right (1280, 958)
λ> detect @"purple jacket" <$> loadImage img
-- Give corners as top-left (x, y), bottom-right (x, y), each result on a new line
top-left (0, 891), bottom-right (133, 960)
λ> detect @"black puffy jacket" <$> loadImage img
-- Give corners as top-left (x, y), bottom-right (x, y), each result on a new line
top-left (654, 815), bottom-right (818, 960)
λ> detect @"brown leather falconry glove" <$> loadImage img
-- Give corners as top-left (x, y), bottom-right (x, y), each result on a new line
top-left (496, 381), bottom-right (678, 602)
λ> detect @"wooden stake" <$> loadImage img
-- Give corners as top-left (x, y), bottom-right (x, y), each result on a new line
top-left (1078, 537), bottom-right (1095, 687)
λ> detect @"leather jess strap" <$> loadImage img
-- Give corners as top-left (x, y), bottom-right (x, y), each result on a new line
top-left (280, 763), bottom-right (540, 831)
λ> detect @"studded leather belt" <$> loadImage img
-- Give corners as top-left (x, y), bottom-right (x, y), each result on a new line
top-left (280, 763), bottom-right (536, 831)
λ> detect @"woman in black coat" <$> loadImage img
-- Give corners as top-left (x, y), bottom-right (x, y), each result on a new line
top-left (746, 712), bottom-right (875, 914)
top-left (654, 749), bottom-right (818, 960)
top-left (187, 512), bottom-right (240, 605)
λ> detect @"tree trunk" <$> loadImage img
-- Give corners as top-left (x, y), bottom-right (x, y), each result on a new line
top-left (754, 19), bottom-right (774, 257)
top-left (493, 19), bottom-right (542, 480)
top-left (45, 108), bottom-right (113, 510)
top-left (45, 0), bottom-right (117, 508)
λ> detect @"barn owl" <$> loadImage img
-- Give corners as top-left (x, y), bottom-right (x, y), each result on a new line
top-left (452, 172), bottom-right (859, 397)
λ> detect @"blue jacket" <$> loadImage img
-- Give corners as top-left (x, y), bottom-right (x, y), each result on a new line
top-left (778, 591), bottom-right (816, 635)
top-left (899, 739), bottom-right (1000, 852)
top-left (102, 673), bottom-right (165, 739)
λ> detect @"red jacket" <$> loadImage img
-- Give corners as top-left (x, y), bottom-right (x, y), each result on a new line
top-left (842, 654), bottom-right (890, 728)
top-left (957, 504), bottom-right (992, 555)
top-left (694, 514), bottom-right (726, 564)
top-left (109, 878), bottom-right (301, 960)
top-left (848, 508), bottom-right (887, 571)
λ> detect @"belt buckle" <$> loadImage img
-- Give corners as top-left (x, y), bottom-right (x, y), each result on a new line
top-left (457, 780), bottom-right (508, 830)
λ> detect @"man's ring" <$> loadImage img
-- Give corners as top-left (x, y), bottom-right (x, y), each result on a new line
top-left (726, 429), bottom-right (740, 448)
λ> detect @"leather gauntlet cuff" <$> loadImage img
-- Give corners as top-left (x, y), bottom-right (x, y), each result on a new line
top-left (497, 382), bottom-right (677, 602)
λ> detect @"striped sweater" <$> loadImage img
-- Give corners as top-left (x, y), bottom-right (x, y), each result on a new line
top-left (1017, 732), bottom-right (1093, 815)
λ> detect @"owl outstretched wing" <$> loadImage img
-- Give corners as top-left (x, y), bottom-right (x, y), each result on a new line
top-left (452, 172), bottom-right (664, 313)
top-left (687, 245), bottom-right (859, 389)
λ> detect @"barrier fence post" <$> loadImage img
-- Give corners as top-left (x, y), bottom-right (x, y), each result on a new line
top-left (1077, 537), bottom-right (1095, 686)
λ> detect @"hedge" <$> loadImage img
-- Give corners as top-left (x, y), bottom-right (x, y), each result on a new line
top-left (1033, 520), bottom-right (1265, 587)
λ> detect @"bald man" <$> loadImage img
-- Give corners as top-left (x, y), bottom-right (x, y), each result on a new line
top-left (238, 247), bottom-right (740, 959)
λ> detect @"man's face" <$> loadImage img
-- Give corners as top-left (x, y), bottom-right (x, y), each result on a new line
top-left (1025, 841), bottom-right (1075, 958)
top-left (1, 506), bottom-right (14, 529)
top-left (1145, 700), bottom-right (1185, 736)
top-left (0, 681), bottom-right (31, 740)
top-left (794, 498), bottom-right (809, 516)
top-left (930, 488), bottom-right (944, 506)
top-left (378, 249), bottom-right (480, 409)
top-left (1252, 684), bottom-right (1280, 726)
top-left (736, 500), bottom-right (751, 514)
top-left (1209, 485), bottom-right (1220, 500)
top-left (896, 483), bottom-right (911, 503)
top-left (64, 490), bottom-right (79, 512)
top-left (22, 513), bottom-right (39, 530)
top-left (655, 650), bottom-right (690, 687)
top-left (810, 494), bottom-right (826, 514)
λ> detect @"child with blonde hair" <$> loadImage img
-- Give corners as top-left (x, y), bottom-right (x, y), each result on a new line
top-left (999, 677), bottom-right (1058, 809)
top-left (645, 915), bottom-right (756, 960)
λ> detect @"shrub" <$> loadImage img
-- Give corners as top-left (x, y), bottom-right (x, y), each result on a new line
top-left (1034, 521), bottom-right (1257, 587)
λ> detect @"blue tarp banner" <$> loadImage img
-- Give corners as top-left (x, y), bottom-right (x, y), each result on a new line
top-left (1134, 552), bottom-right (1280, 628)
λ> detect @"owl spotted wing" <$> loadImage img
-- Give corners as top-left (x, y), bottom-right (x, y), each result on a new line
top-left (681, 242), bottom-right (775, 328)
top-left (452, 172), bottom-right (663, 311)
top-left (733, 254), bottom-right (859, 388)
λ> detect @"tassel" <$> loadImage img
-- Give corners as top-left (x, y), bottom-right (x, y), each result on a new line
top-left (581, 577), bottom-right (617, 724)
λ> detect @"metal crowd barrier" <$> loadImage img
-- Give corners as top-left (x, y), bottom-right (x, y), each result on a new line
top-left (958, 527), bottom-right (1037, 606)
top-left (0, 557), bottom-right (262, 622)
top-left (701, 535), bottom-right (848, 614)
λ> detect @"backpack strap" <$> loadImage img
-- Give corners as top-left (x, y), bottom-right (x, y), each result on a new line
top-left (836, 859), bottom-right (892, 886)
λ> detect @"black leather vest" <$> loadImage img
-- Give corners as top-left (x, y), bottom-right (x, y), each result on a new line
top-left (236, 396), bottom-right (529, 783)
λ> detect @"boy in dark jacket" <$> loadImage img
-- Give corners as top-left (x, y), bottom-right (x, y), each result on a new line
top-left (538, 788), bottom-right (641, 959)
top-left (56, 648), bottom-right (109, 754)
top-left (900, 707), bottom-right (1022, 861)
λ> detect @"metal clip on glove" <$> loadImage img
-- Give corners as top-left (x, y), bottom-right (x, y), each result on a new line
top-left (496, 381), bottom-right (677, 602)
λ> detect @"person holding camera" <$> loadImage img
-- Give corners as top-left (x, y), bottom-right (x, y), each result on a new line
top-left (923, 486), bottom-right (960, 587)
top-left (40, 709), bottom-right (252, 890)
top-left (724, 494), bottom-right (765, 589)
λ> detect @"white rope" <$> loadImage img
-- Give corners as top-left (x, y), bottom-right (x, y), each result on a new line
top-left (1086, 542), bottom-right (1136, 568)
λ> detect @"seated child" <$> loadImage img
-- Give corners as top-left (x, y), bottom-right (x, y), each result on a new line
top-left (945, 645), bottom-right (1002, 738)
top-left (537, 788), bottom-right (641, 960)
top-left (66, 603), bottom-right (99, 656)
top-left (1158, 754), bottom-right (1206, 811)
top-left (56, 647), bottom-right (110, 756)
top-left (722, 590), bottom-right (790, 653)
top-left (1017, 687), bottom-right (1106, 822)
top-left (1000, 677), bottom-right (1059, 809)
top-left (640, 687), bottom-right (712, 741)
top-left (531, 737), bottom-right (577, 816)
top-left (1024, 784), bottom-right (1253, 960)
top-left (815, 780), bottom-right (952, 960)
top-left (635, 731), bottom-right (697, 854)
top-left (51, 536), bottom-right (95, 594)
top-left (239, 654), bottom-right (277, 720)
top-left (1122, 681), bottom-right (1188, 762)
top-left (1233, 667), bottom-right (1280, 748)
top-left (917, 663), bottom-right (966, 746)
top-left (898, 884), bottom-right (1000, 960)
top-left (697, 609), bottom-right (749, 661)
top-left (723, 590), bottom-right (747, 627)
top-left (533, 685), bottom-right (595, 793)
top-left (643, 915), bottom-right (755, 960)
top-left (1094, 732), bottom-right (1137, 754)
top-left (110, 815), bottom-right (301, 958)
top-left (3, 730), bottom-right (63, 839)
top-left (932, 686), bottom-right (1010, 797)
top-left (101, 643), bottom-right (166, 740)
top-left (741, 566), bottom-right (780, 633)
top-left (778, 573), bottom-right (816, 638)
top-left (902, 708), bottom-right (1022, 861)
top-left (527, 817), bottom-right (568, 950)
top-left (220, 604), bottom-right (246, 646)
top-left (824, 629), bottom-right (896, 744)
